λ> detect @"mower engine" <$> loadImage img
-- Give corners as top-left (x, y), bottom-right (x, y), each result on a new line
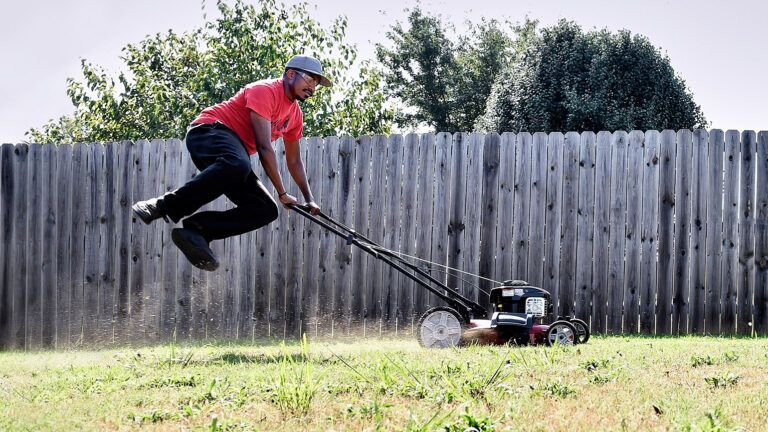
top-left (462, 280), bottom-right (590, 346)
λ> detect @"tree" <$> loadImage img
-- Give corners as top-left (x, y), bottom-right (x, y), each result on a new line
top-left (477, 20), bottom-right (707, 133)
top-left (375, 8), bottom-right (515, 132)
top-left (27, 0), bottom-right (393, 144)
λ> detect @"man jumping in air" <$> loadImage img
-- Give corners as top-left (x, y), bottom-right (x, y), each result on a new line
top-left (132, 55), bottom-right (329, 271)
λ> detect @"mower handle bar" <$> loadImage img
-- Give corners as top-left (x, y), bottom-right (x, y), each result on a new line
top-left (287, 203), bottom-right (488, 320)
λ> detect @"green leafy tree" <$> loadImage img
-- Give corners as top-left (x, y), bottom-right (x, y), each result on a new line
top-left (375, 7), bottom-right (515, 132)
top-left (27, 0), bottom-right (392, 144)
top-left (477, 20), bottom-right (707, 133)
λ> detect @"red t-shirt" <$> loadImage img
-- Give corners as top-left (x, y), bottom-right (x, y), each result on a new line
top-left (192, 78), bottom-right (303, 155)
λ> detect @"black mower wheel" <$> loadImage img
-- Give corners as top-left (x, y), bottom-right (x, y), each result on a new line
top-left (570, 318), bottom-right (590, 344)
top-left (545, 320), bottom-right (578, 346)
top-left (416, 307), bottom-right (465, 349)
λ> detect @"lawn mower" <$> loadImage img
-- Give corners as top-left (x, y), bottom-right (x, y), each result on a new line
top-left (289, 204), bottom-right (590, 349)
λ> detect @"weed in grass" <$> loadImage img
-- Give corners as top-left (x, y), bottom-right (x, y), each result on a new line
top-left (682, 408), bottom-right (740, 432)
top-left (704, 372), bottom-right (740, 389)
top-left (268, 336), bottom-right (323, 417)
top-left (722, 351), bottom-right (739, 363)
top-left (443, 407), bottom-right (495, 432)
top-left (581, 357), bottom-right (611, 371)
top-left (691, 355), bottom-right (717, 368)
top-left (588, 373), bottom-right (616, 385)
top-left (405, 406), bottom-right (458, 432)
top-left (535, 380), bottom-right (576, 398)
top-left (143, 374), bottom-right (199, 389)
top-left (129, 409), bottom-right (179, 424)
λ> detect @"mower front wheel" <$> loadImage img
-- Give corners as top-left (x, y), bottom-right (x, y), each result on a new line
top-left (545, 320), bottom-right (577, 346)
top-left (570, 318), bottom-right (590, 344)
top-left (416, 307), bottom-right (465, 349)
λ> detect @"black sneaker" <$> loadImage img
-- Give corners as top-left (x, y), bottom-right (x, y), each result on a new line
top-left (132, 197), bottom-right (169, 224)
top-left (171, 228), bottom-right (219, 271)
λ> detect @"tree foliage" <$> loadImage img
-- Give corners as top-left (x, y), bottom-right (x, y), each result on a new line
top-left (375, 8), bottom-right (515, 132)
top-left (477, 20), bottom-right (707, 133)
top-left (27, 0), bottom-right (393, 144)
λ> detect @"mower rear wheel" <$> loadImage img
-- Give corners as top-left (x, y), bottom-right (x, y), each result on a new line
top-left (545, 320), bottom-right (577, 346)
top-left (570, 318), bottom-right (590, 344)
top-left (417, 307), bottom-right (464, 349)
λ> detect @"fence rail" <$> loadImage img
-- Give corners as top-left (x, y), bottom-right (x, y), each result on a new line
top-left (1, 129), bottom-right (767, 349)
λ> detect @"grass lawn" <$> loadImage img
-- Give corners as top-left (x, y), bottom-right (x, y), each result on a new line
top-left (1, 335), bottom-right (767, 431)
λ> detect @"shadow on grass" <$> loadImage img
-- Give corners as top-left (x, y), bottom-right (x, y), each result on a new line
top-left (202, 352), bottom-right (336, 365)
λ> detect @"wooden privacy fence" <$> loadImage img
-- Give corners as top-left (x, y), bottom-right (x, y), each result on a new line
top-left (1, 130), bottom-right (767, 349)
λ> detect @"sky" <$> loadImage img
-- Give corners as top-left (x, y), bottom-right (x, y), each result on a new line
top-left (1, 0), bottom-right (766, 143)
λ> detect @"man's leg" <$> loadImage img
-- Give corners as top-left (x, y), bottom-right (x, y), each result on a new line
top-left (132, 123), bottom-right (253, 224)
top-left (182, 171), bottom-right (279, 241)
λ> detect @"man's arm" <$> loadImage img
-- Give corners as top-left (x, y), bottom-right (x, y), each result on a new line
top-left (283, 138), bottom-right (313, 201)
top-left (250, 111), bottom-right (296, 207)
top-left (284, 138), bottom-right (321, 214)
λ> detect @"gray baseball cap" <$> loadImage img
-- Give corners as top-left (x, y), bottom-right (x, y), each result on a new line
top-left (285, 55), bottom-right (333, 87)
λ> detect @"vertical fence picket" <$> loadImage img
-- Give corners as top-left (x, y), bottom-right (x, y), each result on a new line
top-left (351, 136), bottom-right (372, 331)
top-left (720, 131), bottom-right (741, 335)
top-left (623, 131), bottom-right (644, 333)
top-left (130, 140), bottom-right (149, 342)
top-left (367, 135), bottom-right (388, 329)
top-left (737, 131), bottom-right (757, 334)
top-left (11, 144), bottom-right (30, 349)
top-left (479, 133), bottom-right (500, 309)
top-left (0, 145), bottom-right (12, 349)
top-left (115, 141), bottom-right (133, 343)
top-left (575, 133), bottom-right (596, 325)
top-left (69, 144), bottom-right (88, 346)
top-left (754, 131), bottom-right (768, 334)
top-left (316, 136), bottom-right (339, 336)
top-left (299, 137), bottom-right (324, 336)
top-left (447, 133), bottom-right (468, 298)
top-left (527, 132), bottom-right (548, 286)
top-left (333, 136), bottom-right (356, 336)
top-left (160, 140), bottom-right (181, 340)
top-left (80, 144), bottom-right (96, 345)
top-left (142, 140), bottom-right (165, 342)
top-left (512, 133), bottom-right (532, 282)
top-left (102, 142), bottom-right (119, 344)
top-left (493, 133), bottom-right (516, 284)
top-left (223, 204), bottom-right (241, 339)
top-left (207, 194), bottom-right (227, 340)
top-left (544, 133), bottom-right (564, 314)
top-left (175, 149), bottom-right (197, 340)
top-left (41, 144), bottom-right (58, 348)
top-left (607, 132), bottom-right (628, 333)
top-left (463, 133), bottom-right (484, 303)
top-left (399, 134), bottom-right (420, 327)
top-left (559, 132), bottom-right (580, 317)
top-left (690, 130), bottom-right (709, 334)
top-left (383, 135), bottom-right (403, 326)
top-left (656, 130), bottom-right (677, 335)
top-left (672, 130), bottom-right (692, 334)
top-left (55, 144), bottom-right (73, 347)
top-left (704, 130), bottom-right (725, 334)
top-left (592, 132), bottom-right (612, 333)
top-left (269, 139), bottom-right (290, 338)
top-left (639, 131), bottom-right (661, 334)
top-left (26, 144), bottom-right (43, 349)
top-left (249, 153), bottom-right (271, 340)
top-left (285, 139), bottom-right (307, 338)
top-left (415, 133), bottom-right (437, 314)
top-left (429, 133), bottom-right (452, 309)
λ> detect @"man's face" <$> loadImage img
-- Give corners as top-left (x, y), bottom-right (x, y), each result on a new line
top-left (287, 69), bottom-right (319, 101)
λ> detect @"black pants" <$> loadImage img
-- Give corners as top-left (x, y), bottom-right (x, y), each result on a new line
top-left (161, 122), bottom-right (279, 241)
